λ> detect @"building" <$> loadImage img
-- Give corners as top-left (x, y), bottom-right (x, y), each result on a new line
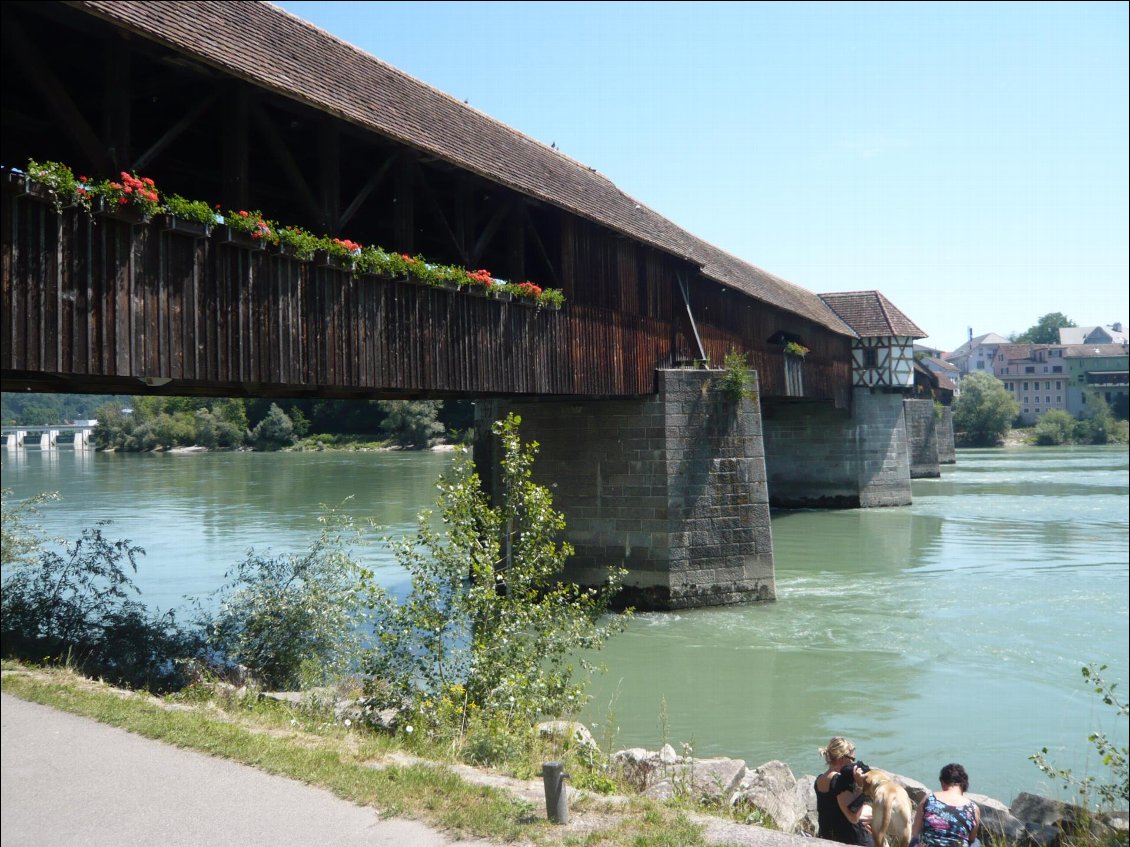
top-left (1058, 324), bottom-right (1128, 346)
top-left (993, 344), bottom-right (1069, 424)
top-left (945, 332), bottom-right (1010, 376)
top-left (1064, 344), bottom-right (1130, 418)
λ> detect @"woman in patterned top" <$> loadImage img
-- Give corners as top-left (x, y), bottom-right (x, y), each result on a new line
top-left (912, 763), bottom-right (981, 847)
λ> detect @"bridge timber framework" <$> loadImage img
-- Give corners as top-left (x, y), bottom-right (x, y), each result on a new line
top-left (0, 0), bottom-right (948, 610)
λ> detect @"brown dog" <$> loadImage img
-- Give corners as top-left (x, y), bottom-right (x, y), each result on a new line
top-left (861, 769), bottom-right (913, 847)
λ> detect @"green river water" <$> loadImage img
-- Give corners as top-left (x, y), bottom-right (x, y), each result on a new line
top-left (2, 444), bottom-right (1126, 803)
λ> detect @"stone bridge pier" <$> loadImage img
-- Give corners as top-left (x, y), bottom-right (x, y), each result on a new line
top-left (477, 369), bottom-right (775, 611)
top-left (760, 389), bottom-right (914, 508)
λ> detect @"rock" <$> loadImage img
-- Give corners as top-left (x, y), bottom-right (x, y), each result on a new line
top-left (1011, 793), bottom-right (1072, 827)
top-left (535, 720), bottom-right (597, 751)
top-left (674, 757), bottom-right (748, 806)
top-left (611, 748), bottom-right (660, 791)
top-left (797, 774), bottom-right (820, 834)
top-left (972, 793), bottom-right (1028, 846)
top-left (888, 772), bottom-right (929, 806)
top-left (659, 743), bottom-right (679, 765)
top-left (731, 760), bottom-right (807, 833)
top-left (644, 778), bottom-right (678, 801)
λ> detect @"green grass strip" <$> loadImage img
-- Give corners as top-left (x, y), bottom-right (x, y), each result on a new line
top-left (2, 671), bottom-right (534, 843)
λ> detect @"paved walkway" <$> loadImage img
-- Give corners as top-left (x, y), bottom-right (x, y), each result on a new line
top-left (0, 693), bottom-right (495, 847)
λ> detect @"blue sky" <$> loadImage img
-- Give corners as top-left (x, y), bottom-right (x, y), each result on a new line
top-left (276, 1), bottom-right (1128, 349)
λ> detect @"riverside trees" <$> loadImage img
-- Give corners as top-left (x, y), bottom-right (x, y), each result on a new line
top-left (953, 372), bottom-right (1019, 446)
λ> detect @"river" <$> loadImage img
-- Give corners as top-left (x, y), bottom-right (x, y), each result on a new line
top-left (2, 444), bottom-right (1127, 803)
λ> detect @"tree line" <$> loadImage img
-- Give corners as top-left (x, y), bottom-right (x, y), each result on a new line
top-left (1, 393), bottom-right (475, 451)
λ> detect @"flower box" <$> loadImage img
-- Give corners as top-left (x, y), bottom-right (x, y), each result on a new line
top-left (216, 226), bottom-right (265, 250)
top-left (9, 173), bottom-right (70, 207)
top-left (467, 285), bottom-right (491, 299)
top-left (157, 214), bottom-right (211, 239)
top-left (313, 250), bottom-right (353, 272)
top-left (93, 196), bottom-right (150, 225)
top-left (442, 281), bottom-right (463, 293)
top-left (491, 290), bottom-right (513, 303)
top-left (269, 242), bottom-right (299, 260)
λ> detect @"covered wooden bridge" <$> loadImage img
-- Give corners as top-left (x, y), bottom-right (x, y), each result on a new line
top-left (1, 1), bottom-right (940, 608)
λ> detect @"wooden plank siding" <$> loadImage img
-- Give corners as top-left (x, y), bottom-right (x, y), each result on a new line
top-left (2, 192), bottom-right (850, 402)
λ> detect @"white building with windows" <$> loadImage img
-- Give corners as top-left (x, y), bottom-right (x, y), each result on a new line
top-left (945, 332), bottom-right (1009, 376)
top-left (993, 344), bottom-right (1069, 424)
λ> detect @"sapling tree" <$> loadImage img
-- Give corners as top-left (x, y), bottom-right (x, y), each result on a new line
top-left (365, 413), bottom-right (627, 736)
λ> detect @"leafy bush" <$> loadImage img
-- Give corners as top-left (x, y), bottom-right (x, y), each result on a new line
top-left (1, 489), bottom-right (58, 568)
top-left (1035, 409), bottom-right (1077, 445)
top-left (953, 372), bottom-right (1019, 446)
top-left (1031, 664), bottom-right (1128, 811)
top-left (716, 350), bottom-right (755, 401)
top-left (365, 414), bottom-right (627, 743)
top-left (205, 507), bottom-right (367, 690)
top-left (377, 400), bottom-right (445, 448)
top-left (163, 193), bottom-right (218, 226)
top-left (249, 403), bottom-right (296, 451)
top-left (0, 523), bottom-right (197, 691)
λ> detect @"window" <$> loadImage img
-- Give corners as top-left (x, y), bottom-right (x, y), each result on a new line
top-left (1053, 366), bottom-right (1062, 373)
top-left (1043, 366), bottom-right (1049, 373)
top-left (1045, 382), bottom-right (1051, 390)
top-left (1046, 396), bottom-right (1051, 404)
top-left (1023, 382), bottom-right (1029, 391)
top-left (862, 348), bottom-right (878, 368)
top-left (1056, 396), bottom-right (1061, 403)
top-left (1025, 366), bottom-right (1035, 373)
top-left (977, 361), bottom-right (985, 369)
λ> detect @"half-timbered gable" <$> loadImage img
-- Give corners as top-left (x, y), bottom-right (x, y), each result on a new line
top-left (818, 291), bottom-right (925, 390)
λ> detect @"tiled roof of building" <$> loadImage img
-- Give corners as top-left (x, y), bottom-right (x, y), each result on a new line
top-left (1063, 344), bottom-right (1129, 358)
top-left (995, 343), bottom-right (1041, 361)
top-left (75, 0), bottom-right (855, 336)
top-left (816, 290), bottom-right (926, 339)
top-left (1059, 326), bottom-right (1129, 345)
top-left (946, 332), bottom-right (1009, 358)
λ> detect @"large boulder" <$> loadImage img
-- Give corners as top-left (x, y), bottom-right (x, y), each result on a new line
top-left (731, 760), bottom-right (808, 833)
top-left (611, 746), bottom-right (746, 805)
top-left (535, 720), bottom-right (597, 751)
top-left (971, 793), bottom-right (1028, 846)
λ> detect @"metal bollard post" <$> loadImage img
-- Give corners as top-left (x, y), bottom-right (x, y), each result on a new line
top-left (542, 760), bottom-right (569, 824)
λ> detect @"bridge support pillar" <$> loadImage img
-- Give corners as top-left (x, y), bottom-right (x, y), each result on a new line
top-left (936, 407), bottom-right (956, 465)
top-left (761, 388), bottom-right (912, 508)
top-left (903, 398), bottom-right (941, 479)
top-left (477, 369), bottom-right (774, 610)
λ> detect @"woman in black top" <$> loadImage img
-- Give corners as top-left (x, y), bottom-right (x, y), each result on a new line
top-left (815, 737), bottom-right (874, 845)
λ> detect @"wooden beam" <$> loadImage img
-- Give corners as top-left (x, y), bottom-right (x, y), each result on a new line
top-left (221, 84), bottom-right (249, 209)
top-left (103, 42), bottom-right (130, 172)
top-left (525, 211), bottom-right (559, 286)
top-left (131, 94), bottom-right (216, 172)
top-left (394, 155), bottom-right (416, 253)
top-left (319, 122), bottom-right (340, 233)
top-left (250, 101), bottom-right (320, 220)
top-left (3, 17), bottom-right (110, 174)
top-left (339, 153), bottom-right (395, 230)
top-left (470, 202), bottom-right (509, 265)
top-left (416, 166), bottom-right (467, 263)
top-left (507, 200), bottom-right (526, 281)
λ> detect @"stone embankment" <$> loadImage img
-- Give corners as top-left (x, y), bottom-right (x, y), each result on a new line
top-left (539, 722), bottom-right (1128, 847)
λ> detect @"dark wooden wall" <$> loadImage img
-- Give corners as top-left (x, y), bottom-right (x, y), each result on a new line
top-left (3, 193), bottom-right (848, 401)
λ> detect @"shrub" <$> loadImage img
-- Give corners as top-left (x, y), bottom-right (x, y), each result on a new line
top-left (1031, 664), bottom-right (1128, 811)
top-left (364, 414), bottom-right (628, 742)
top-left (377, 400), bottom-right (445, 448)
top-left (249, 403), bottom-right (296, 451)
top-left (0, 524), bottom-right (197, 691)
top-left (163, 193), bottom-right (218, 226)
top-left (205, 506), bottom-right (366, 690)
top-left (1035, 409), bottom-right (1076, 445)
top-left (953, 372), bottom-right (1019, 446)
top-left (716, 350), bottom-right (755, 401)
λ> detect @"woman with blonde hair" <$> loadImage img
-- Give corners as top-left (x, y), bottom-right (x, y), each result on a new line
top-left (815, 737), bottom-right (874, 845)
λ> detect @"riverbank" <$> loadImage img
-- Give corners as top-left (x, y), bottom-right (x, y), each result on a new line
top-left (4, 665), bottom-right (1124, 847)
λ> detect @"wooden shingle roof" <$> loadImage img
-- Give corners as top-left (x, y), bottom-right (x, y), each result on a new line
top-left (74, 0), bottom-right (854, 336)
top-left (816, 290), bottom-right (926, 339)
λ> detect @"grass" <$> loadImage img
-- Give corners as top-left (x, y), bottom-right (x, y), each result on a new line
top-left (1, 663), bottom-right (744, 847)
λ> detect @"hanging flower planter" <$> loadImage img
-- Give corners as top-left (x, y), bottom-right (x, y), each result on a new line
top-left (157, 214), bottom-right (211, 239)
top-left (313, 250), bottom-right (353, 272)
top-left (491, 289), bottom-right (513, 303)
top-left (216, 225), bottom-right (266, 250)
top-left (7, 172), bottom-right (54, 204)
top-left (93, 196), bottom-right (150, 225)
top-left (269, 241), bottom-right (299, 259)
